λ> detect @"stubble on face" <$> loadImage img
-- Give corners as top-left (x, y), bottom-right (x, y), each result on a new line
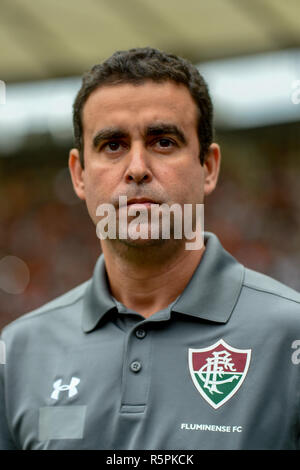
top-left (81, 81), bottom-right (205, 264)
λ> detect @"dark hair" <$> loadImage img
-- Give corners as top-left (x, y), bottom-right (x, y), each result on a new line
top-left (72, 47), bottom-right (214, 167)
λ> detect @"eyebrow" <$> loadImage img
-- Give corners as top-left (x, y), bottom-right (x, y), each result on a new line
top-left (92, 123), bottom-right (187, 149)
top-left (92, 128), bottom-right (128, 149)
top-left (145, 123), bottom-right (187, 145)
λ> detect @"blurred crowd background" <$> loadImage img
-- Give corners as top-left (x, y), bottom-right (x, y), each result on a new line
top-left (1, 0), bottom-right (300, 329)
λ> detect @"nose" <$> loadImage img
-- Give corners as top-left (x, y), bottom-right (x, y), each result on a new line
top-left (124, 144), bottom-right (152, 185)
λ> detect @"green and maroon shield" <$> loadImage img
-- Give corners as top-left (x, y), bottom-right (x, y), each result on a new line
top-left (189, 339), bottom-right (251, 409)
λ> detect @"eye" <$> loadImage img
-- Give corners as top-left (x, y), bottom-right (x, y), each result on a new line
top-left (155, 138), bottom-right (176, 149)
top-left (104, 141), bottom-right (122, 152)
top-left (159, 139), bottom-right (171, 147)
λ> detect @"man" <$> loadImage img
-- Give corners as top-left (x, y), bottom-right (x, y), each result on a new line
top-left (1, 47), bottom-right (300, 450)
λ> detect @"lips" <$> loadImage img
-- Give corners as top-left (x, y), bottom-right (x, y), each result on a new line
top-left (127, 198), bottom-right (159, 206)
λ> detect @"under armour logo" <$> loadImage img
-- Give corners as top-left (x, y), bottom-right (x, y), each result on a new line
top-left (51, 377), bottom-right (80, 400)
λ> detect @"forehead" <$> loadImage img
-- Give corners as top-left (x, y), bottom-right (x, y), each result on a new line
top-left (81, 80), bottom-right (199, 136)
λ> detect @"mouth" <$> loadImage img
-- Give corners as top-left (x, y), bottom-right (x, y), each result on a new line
top-left (127, 198), bottom-right (160, 207)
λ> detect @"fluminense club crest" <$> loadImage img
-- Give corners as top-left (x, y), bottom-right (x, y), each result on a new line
top-left (188, 339), bottom-right (251, 409)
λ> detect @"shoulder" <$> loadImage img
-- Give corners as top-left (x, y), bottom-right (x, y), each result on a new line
top-left (1, 280), bottom-right (91, 341)
top-left (243, 268), bottom-right (300, 305)
top-left (240, 268), bottom-right (300, 329)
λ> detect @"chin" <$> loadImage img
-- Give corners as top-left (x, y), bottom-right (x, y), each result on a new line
top-left (118, 236), bottom-right (167, 249)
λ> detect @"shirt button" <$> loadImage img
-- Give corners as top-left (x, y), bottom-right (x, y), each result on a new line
top-left (130, 361), bottom-right (142, 373)
top-left (135, 329), bottom-right (146, 339)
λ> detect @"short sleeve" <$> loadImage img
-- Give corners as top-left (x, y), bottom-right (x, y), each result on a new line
top-left (0, 336), bottom-right (18, 450)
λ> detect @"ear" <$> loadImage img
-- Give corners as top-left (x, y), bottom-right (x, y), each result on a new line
top-left (68, 148), bottom-right (86, 201)
top-left (203, 143), bottom-right (221, 196)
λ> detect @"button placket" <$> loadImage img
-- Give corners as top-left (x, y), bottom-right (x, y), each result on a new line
top-left (120, 326), bottom-right (151, 413)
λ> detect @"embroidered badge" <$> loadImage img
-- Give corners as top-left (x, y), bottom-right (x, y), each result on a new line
top-left (188, 339), bottom-right (251, 409)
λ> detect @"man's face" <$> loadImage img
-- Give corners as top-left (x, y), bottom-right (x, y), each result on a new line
top-left (69, 80), bottom-right (220, 246)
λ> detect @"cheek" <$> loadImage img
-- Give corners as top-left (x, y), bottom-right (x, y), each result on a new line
top-left (83, 166), bottom-right (123, 224)
top-left (84, 166), bottom-right (112, 199)
top-left (82, 174), bottom-right (106, 223)
top-left (167, 166), bottom-right (204, 203)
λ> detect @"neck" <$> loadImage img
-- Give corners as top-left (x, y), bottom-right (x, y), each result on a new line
top-left (101, 239), bottom-right (205, 318)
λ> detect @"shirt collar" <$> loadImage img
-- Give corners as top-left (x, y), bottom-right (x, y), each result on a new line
top-left (82, 232), bottom-right (245, 332)
top-left (172, 232), bottom-right (244, 322)
top-left (82, 254), bottom-right (116, 333)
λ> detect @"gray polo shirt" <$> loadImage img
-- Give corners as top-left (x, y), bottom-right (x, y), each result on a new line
top-left (1, 232), bottom-right (300, 450)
